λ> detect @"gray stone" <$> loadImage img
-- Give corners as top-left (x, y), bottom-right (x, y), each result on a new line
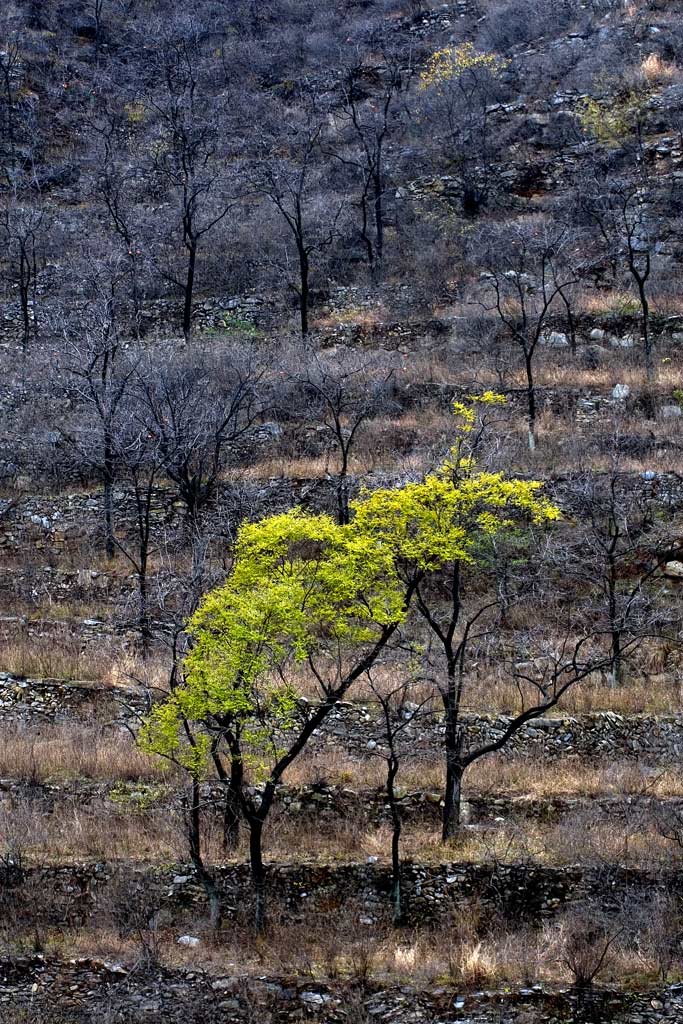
top-left (610, 334), bottom-right (636, 349)
top-left (211, 978), bottom-right (237, 991)
top-left (541, 331), bottom-right (569, 348)
top-left (300, 991), bottom-right (326, 1005)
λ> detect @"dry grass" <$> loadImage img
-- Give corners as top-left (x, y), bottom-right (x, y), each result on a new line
top-left (478, 670), bottom-right (683, 716)
top-left (245, 645), bottom-right (683, 722)
top-left (539, 358), bottom-right (683, 392)
top-left (230, 352), bottom-right (683, 483)
top-left (238, 453), bottom-right (372, 480)
top-left (4, 778), bottom-right (680, 870)
top-left (259, 811), bottom-right (679, 870)
top-left (311, 303), bottom-right (388, 330)
top-left (467, 756), bottom-right (683, 799)
top-left (0, 633), bottom-right (172, 691)
top-left (1, 794), bottom-right (184, 864)
top-left (0, 723), bottom-right (168, 783)
top-left (288, 745), bottom-right (683, 800)
top-left (4, 907), bottom-right (677, 994)
top-left (640, 53), bottom-right (681, 86)
top-left (0, 636), bottom-right (120, 684)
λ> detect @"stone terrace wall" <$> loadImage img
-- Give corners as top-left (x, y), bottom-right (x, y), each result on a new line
top-left (2, 775), bottom-right (680, 829)
top-left (2, 673), bottom-right (683, 762)
top-left (0, 674), bottom-right (148, 723)
top-left (3, 860), bottom-right (679, 929)
top-left (314, 702), bottom-right (683, 761)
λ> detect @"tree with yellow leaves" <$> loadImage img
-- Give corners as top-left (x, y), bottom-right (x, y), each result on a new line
top-left (419, 43), bottom-right (504, 92)
top-left (418, 43), bottom-right (507, 215)
top-left (354, 392), bottom-right (561, 837)
top-left (141, 506), bottom-right (407, 930)
top-left (576, 89), bottom-right (650, 151)
top-left (142, 394), bottom-right (566, 921)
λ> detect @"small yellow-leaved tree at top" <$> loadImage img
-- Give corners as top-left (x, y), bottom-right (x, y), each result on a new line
top-left (419, 42), bottom-right (506, 92)
top-left (576, 87), bottom-right (650, 148)
top-left (354, 391), bottom-right (558, 575)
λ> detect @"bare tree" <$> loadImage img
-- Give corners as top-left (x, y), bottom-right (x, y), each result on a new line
top-left (578, 173), bottom-right (660, 385)
top-left (558, 465), bottom-right (678, 686)
top-left (416, 44), bottom-right (505, 218)
top-left (560, 907), bottom-right (623, 991)
top-left (366, 668), bottom-right (431, 925)
top-left (88, 101), bottom-right (148, 338)
top-left (0, 197), bottom-right (48, 348)
top-left (332, 55), bottom-right (408, 278)
top-left (144, 29), bottom-right (241, 339)
top-left (480, 218), bottom-right (580, 449)
top-left (86, 0), bottom-right (106, 58)
top-left (0, 38), bottom-right (20, 171)
top-left (286, 344), bottom-right (396, 524)
top-left (56, 260), bottom-right (138, 557)
top-left (137, 343), bottom-right (264, 530)
top-left (110, 391), bottom-right (164, 656)
top-left (251, 102), bottom-right (342, 335)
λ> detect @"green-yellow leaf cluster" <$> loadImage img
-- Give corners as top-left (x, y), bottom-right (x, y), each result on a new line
top-left (141, 396), bottom-right (559, 776)
top-left (140, 509), bottom-right (404, 773)
top-left (419, 43), bottom-right (505, 92)
top-left (576, 91), bottom-right (649, 147)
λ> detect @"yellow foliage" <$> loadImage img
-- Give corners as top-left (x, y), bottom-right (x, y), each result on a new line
top-left (419, 43), bottom-right (505, 92)
top-left (141, 395), bottom-right (559, 778)
top-left (124, 101), bottom-right (146, 124)
top-left (576, 90), bottom-right (649, 147)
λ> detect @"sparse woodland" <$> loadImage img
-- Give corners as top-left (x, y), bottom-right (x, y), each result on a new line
top-left (3, 1), bottom-right (683, 1021)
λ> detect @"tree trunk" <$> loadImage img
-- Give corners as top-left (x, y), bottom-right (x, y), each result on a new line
top-left (1, 68), bottom-right (16, 160)
top-left (102, 430), bottom-right (116, 559)
top-left (187, 776), bottom-right (222, 932)
top-left (103, 473), bottom-right (115, 560)
top-left (136, 477), bottom-right (154, 659)
top-left (629, 251), bottom-right (653, 387)
top-left (638, 283), bottom-right (653, 385)
top-left (386, 755), bottom-right (404, 925)
top-left (359, 188), bottom-right (375, 274)
top-left (211, 742), bottom-right (243, 852)
top-left (610, 627), bottom-right (623, 688)
top-left (138, 556), bottom-right (151, 658)
top-left (561, 290), bottom-right (577, 356)
top-left (298, 247), bottom-right (309, 336)
top-left (443, 672), bottom-right (465, 840)
top-left (183, 242), bottom-right (197, 341)
top-left (607, 556), bottom-right (622, 687)
top-left (249, 818), bottom-right (267, 933)
top-left (130, 253), bottom-right (143, 340)
top-left (524, 352), bottom-right (536, 451)
top-left (373, 170), bottom-right (384, 265)
top-left (442, 758), bottom-right (464, 841)
top-left (337, 472), bottom-right (349, 526)
top-left (19, 250), bottom-right (31, 350)
top-left (222, 758), bottom-right (243, 851)
top-left (29, 241), bottom-right (39, 341)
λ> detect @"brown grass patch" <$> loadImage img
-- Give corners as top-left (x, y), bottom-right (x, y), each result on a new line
top-left (0, 722), bottom-right (168, 783)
